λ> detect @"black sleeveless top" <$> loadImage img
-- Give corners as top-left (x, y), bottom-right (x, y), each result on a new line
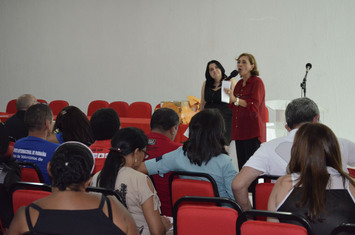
top-left (278, 188), bottom-right (355, 235)
top-left (25, 195), bottom-right (126, 235)
top-left (204, 86), bottom-right (232, 143)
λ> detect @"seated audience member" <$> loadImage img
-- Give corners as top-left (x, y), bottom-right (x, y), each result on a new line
top-left (12, 103), bottom-right (59, 184)
top-left (91, 127), bottom-right (172, 235)
top-left (5, 94), bottom-right (37, 141)
top-left (145, 108), bottom-right (182, 217)
top-left (90, 108), bottom-right (121, 159)
top-left (232, 97), bottom-right (355, 210)
top-left (47, 105), bottom-right (94, 146)
top-left (8, 141), bottom-right (138, 235)
top-left (0, 123), bottom-right (21, 231)
top-left (268, 123), bottom-right (355, 234)
top-left (139, 109), bottom-right (238, 200)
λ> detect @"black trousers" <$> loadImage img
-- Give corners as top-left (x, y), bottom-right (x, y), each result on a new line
top-left (235, 137), bottom-right (261, 171)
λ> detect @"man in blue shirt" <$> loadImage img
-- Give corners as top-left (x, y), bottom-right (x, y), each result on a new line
top-left (13, 103), bottom-right (59, 184)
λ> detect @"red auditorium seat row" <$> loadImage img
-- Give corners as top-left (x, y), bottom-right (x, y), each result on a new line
top-left (3, 99), bottom-right (153, 119)
top-left (87, 100), bottom-right (152, 118)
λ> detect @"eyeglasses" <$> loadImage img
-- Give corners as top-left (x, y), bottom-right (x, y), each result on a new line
top-left (141, 149), bottom-right (149, 160)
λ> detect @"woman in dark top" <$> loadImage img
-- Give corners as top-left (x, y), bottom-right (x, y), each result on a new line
top-left (8, 141), bottom-right (138, 235)
top-left (201, 60), bottom-right (236, 144)
top-left (268, 123), bottom-right (355, 235)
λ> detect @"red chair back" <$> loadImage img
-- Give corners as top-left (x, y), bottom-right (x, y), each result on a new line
top-left (237, 210), bottom-right (313, 235)
top-left (87, 100), bottom-right (109, 116)
top-left (240, 220), bottom-right (308, 235)
top-left (108, 101), bottom-right (129, 118)
top-left (169, 171), bottom-right (219, 208)
top-left (92, 158), bottom-right (106, 175)
top-left (251, 175), bottom-right (279, 220)
top-left (171, 179), bottom-right (216, 207)
top-left (6, 99), bottom-right (17, 114)
top-left (49, 100), bottom-right (69, 116)
top-left (12, 189), bottom-right (51, 213)
top-left (17, 162), bottom-right (46, 183)
top-left (255, 182), bottom-right (275, 211)
top-left (37, 99), bottom-right (47, 104)
top-left (128, 102), bottom-right (152, 118)
top-left (4, 142), bottom-right (14, 158)
top-left (21, 168), bottom-right (42, 183)
top-left (348, 168), bottom-right (355, 178)
top-left (173, 196), bottom-right (242, 235)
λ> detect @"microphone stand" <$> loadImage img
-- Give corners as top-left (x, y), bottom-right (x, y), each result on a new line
top-left (300, 70), bottom-right (308, 97)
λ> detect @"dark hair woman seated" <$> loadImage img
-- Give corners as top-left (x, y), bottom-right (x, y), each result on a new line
top-left (268, 123), bottom-right (355, 234)
top-left (8, 141), bottom-right (138, 235)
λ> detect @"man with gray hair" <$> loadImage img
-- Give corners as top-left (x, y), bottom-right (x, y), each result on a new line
top-left (232, 97), bottom-right (355, 210)
top-left (5, 94), bottom-right (37, 140)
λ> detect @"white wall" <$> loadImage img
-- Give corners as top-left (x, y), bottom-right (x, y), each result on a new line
top-left (1, 0), bottom-right (355, 140)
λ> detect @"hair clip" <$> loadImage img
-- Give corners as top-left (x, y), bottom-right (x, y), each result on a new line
top-left (65, 162), bottom-right (69, 166)
top-left (109, 147), bottom-right (121, 153)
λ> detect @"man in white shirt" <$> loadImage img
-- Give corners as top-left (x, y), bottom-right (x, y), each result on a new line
top-left (232, 97), bottom-right (355, 210)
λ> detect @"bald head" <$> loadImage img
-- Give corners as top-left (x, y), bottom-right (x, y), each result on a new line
top-left (16, 94), bottom-right (37, 111)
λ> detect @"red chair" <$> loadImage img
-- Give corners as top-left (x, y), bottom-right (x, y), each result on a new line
top-left (11, 182), bottom-right (51, 213)
top-left (92, 158), bottom-right (106, 175)
top-left (108, 101), bottom-right (129, 118)
top-left (49, 100), bottom-right (69, 116)
top-left (6, 99), bottom-right (17, 114)
top-left (265, 106), bottom-right (269, 122)
top-left (87, 100), bottom-right (109, 116)
top-left (348, 168), bottom-right (355, 178)
top-left (16, 161), bottom-right (46, 183)
top-left (251, 175), bottom-right (279, 220)
top-left (37, 99), bottom-right (47, 104)
top-left (237, 210), bottom-right (313, 235)
top-left (128, 102), bottom-right (152, 118)
top-left (169, 171), bottom-right (219, 209)
top-left (173, 196), bottom-right (242, 235)
top-left (4, 142), bottom-right (14, 158)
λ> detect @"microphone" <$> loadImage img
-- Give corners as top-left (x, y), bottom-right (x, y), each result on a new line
top-left (306, 63), bottom-right (312, 72)
top-left (226, 70), bottom-right (239, 80)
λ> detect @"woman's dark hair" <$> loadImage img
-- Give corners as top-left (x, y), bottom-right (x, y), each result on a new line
top-left (50, 142), bottom-right (94, 191)
top-left (90, 108), bottom-right (121, 140)
top-left (288, 123), bottom-right (355, 221)
top-left (54, 106), bottom-right (94, 146)
top-left (183, 109), bottom-right (227, 166)
top-left (96, 127), bottom-right (148, 190)
top-left (205, 60), bottom-right (227, 89)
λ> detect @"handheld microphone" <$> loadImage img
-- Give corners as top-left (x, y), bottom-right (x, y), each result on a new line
top-left (226, 70), bottom-right (238, 80)
top-left (306, 63), bottom-right (312, 72)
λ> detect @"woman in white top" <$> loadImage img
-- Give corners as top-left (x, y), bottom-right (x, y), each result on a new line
top-left (91, 127), bottom-right (172, 235)
top-left (268, 123), bottom-right (355, 234)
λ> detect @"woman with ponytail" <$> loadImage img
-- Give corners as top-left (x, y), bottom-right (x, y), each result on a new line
top-left (8, 141), bottom-right (137, 235)
top-left (91, 127), bottom-right (172, 235)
